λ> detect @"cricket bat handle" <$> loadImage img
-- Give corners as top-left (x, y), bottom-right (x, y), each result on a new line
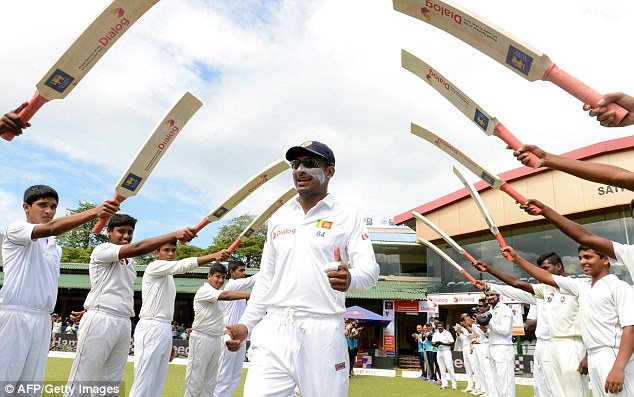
top-left (493, 232), bottom-right (513, 261)
top-left (228, 238), bottom-right (242, 253)
top-left (462, 251), bottom-right (478, 265)
top-left (499, 183), bottom-right (542, 215)
top-left (460, 270), bottom-right (477, 284)
top-left (493, 124), bottom-right (541, 168)
top-left (543, 64), bottom-right (628, 124)
top-left (92, 193), bottom-right (127, 234)
top-left (1, 91), bottom-right (49, 141)
top-left (180, 218), bottom-right (209, 244)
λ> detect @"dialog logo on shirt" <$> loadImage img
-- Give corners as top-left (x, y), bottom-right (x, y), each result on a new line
top-left (315, 219), bottom-right (333, 229)
top-left (272, 228), bottom-right (296, 239)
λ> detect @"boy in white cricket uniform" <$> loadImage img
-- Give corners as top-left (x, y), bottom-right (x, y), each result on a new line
top-left (185, 263), bottom-right (251, 397)
top-left (213, 261), bottom-right (259, 397)
top-left (64, 214), bottom-right (195, 396)
top-left (432, 321), bottom-right (456, 390)
top-left (0, 185), bottom-right (118, 396)
top-left (483, 290), bottom-right (515, 397)
top-left (225, 141), bottom-right (380, 397)
top-left (128, 242), bottom-right (230, 397)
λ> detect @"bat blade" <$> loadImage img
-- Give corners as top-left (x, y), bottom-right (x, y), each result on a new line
top-left (2, 0), bottom-right (159, 140)
top-left (416, 236), bottom-right (476, 283)
top-left (393, 0), bottom-right (627, 122)
top-left (93, 92), bottom-right (203, 233)
top-left (402, 49), bottom-right (540, 167)
top-left (228, 187), bottom-right (298, 252)
top-left (412, 211), bottom-right (476, 264)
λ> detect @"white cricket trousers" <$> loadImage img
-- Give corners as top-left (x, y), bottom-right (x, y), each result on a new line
top-left (547, 338), bottom-right (589, 397)
top-left (129, 318), bottom-right (172, 397)
top-left (64, 310), bottom-right (131, 397)
top-left (243, 307), bottom-right (348, 397)
top-left (213, 340), bottom-right (247, 397)
top-left (185, 331), bottom-right (223, 397)
top-left (488, 344), bottom-right (515, 397)
top-left (462, 347), bottom-right (476, 388)
top-left (0, 306), bottom-right (50, 397)
top-left (474, 343), bottom-right (495, 397)
top-left (587, 348), bottom-right (634, 397)
top-left (532, 339), bottom-right (554, 397)
top-left (436, 349), bottom-right (456, 388)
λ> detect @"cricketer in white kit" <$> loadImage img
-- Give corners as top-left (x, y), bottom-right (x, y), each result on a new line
top-left (128, 242), bottom-right (230, 397)
top-left (483, 290), bottom-right (515, 397)
top-left (432, 322), bottom-right (457, 390)
top-left (225, 141), bottom-right (380, 397)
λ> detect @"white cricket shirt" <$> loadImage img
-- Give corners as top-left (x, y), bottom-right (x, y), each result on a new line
top-left (239, 194), bottom-right (379, 332)
top-left (487, 301), bottom-right (513, 345)
top-left (84, 242), bottom-right (137, 317)
top-left (611, 241), bottom-right (634, 280)
top-left (532, 282), bottom-right (581, 340)
top-left (490, 284), bottom-right (549, 341)
top-left (472, 323), bottom-right (488, 345)
top-left (456, 326), bottom-right (472, 350)
top-left (0, 221), bottom-right (61, 312)
top-left (553, 274), bottom-right (634, 352)
top-left (191, 282), bottom-right (224, 336)
top-left (223, 273), bottom-right (259, 325)
top-left (139, 257), bottom-right (199, 321)
top-left (432, 329), bottom-right (454, 352)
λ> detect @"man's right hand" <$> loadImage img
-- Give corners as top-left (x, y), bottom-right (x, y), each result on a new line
top-left (211, 249), bottom-right (231, 262)
top-left (174, 228), bottom-right (196, 243)
top-left (225, 324), bottom-right (248, 352)
top-left (519, 199), bottom-right (547, 217)
top-left (95, 200), bottom-right (120, 218)
top-left (514, 144), bottom-right (548, 168)
top-left (0, 102), bottom-right (30, 137)
top-left (583, 92), bottom-right (634, 127)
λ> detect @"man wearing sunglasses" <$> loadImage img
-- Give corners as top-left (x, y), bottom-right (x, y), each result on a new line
top-left (225, 140), bottom-right (380, 397)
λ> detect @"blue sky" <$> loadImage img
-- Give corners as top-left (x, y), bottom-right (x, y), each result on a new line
top-left (1, 0), bottom-right (633, 246)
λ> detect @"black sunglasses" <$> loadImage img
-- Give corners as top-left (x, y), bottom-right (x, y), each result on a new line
top-left (290, 159), bottom-right (330, 170)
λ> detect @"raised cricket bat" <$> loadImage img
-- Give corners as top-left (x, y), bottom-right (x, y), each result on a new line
top-left (452, 166), bottom-right (512, 260)
top-left (227, 187), bottom-right (297, 252)
top-left (393, 0), bottom-right (628, 123)
top-left (416, 236), bottom-right (476, 283)
top-left (190, 158), bottom-right (290, 237)
top-left (412, 211), bottom-right (478, 266)
top-left (2, 0), bottom-right (159, 141)
top-left (411, 121), bottom-right (541, 214)
top-left (402, 50), bottom-right (540, 167)
top-left (93, 92), bottom-right (202, 233)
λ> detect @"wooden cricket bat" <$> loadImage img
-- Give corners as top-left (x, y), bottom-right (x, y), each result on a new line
top-left (412, 211), bottom-right (478, 266)
top-left (190, 158), bottom-right (291, 237)
top-left (2, 0), bottom-right (159, 141)
top-left (393, 0), bottom-right (628, 123)
top-left (416, 236), bottom-right (477, 283)
top-left (227, 187), bottom-right (297, 252)
top-left (452, 166), bottom-right (512, 260)
top-left (411, 121), bottom-right (541, 214)
top-left (402, 50), bottom-right (541, 167)
top-left (92, 92), bottom-right (203, 233)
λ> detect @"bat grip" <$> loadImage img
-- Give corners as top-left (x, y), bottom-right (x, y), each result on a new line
top-left (494, 232), bottom-right (513, 261)
top-left (92, 193), bottom-right (127, 234)
top-left (180, 218), bottom-right (209, 244)
top-left (462, 251), bottom-right (478, 265)
top-left (493, 124), bottom-right (541, 168)
top-left (460, 270), bottom-right (477, 284)
top-left (228, 238), bottom-right (241, 253)
top-left (499, 183), bottom-right (542, 215)
top-left (1, 91), bottom-right (48, 141)
top-left (542, 64), bottom-right (627, 124)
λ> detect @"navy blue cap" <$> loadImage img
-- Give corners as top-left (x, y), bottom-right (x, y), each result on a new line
top-left (285, 141), bottom-right (335, 165)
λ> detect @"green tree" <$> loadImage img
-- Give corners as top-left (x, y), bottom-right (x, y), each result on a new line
top-left (57, 201), bottom-right (109, 263)
top-left (211, 213), bottom-right (267, 267)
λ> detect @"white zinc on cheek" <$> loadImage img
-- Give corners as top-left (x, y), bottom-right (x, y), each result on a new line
top-left (297, 163), bottom-right (327, 185)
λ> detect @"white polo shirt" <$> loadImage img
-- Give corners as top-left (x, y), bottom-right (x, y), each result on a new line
top-left (487, 301), bottom-right (513, 345)
top-left (456, 326), bottom-right (472, 350)
top-left (139, 257), bottom-right (199, 321)
top-left (553, 274), bottom-right (634, 352)
top-left (191, 283), bottom-right (224, 336)
top-left (472, 323), bottom-right (488, 345)
top-left (532, 282), bottom-right (581, 340)
top-left (490, 284), bottom-right (549, 340)
top-left (240, 194), bottom-right (379, 332)
top-left (611, 241), bottom-right (634, 280)
top-left (223, 273), bottom-right (259, 325)
top-left (84, 242), bottom-right (137, 317)
top-left (0, 221), bottom-right (61, 312)
top-left (432, 329), bottom-right (454, 352)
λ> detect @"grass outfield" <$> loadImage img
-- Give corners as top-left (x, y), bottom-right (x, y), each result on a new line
top-left (43, 357), bottom-right (537, 396)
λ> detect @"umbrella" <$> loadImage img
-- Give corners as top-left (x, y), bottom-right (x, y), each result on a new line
top-left (343, 305), bottom-right (392, 327)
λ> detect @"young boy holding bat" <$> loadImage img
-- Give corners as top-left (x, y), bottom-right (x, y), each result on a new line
top-left (64, 214), bottom-right (196, 396)
top-left (128, 242), bottom-right (231, 397)
top-left (0, 185), bottom-right (119, 393)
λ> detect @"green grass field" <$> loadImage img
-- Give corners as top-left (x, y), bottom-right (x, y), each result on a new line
top-left (42, 357), bottom-right (537, 396)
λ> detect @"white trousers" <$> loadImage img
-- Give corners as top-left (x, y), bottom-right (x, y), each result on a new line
top-left (129, 319), bottom-right (172, 397)
top-left (213, 341), bottom-right (247, 397)
top-left (185, 331), bottom-right (223, 397)
top-left (436, 349), bottom-right (455, 387)
top-left (243, 308), bottom-right (348, 397)
top-left (474, 343), bottom-right (495, 396)
top-left (532, 340), bottom-right (553, 397)
top-left (488, 344), bottom-right (515, 397)
top-left (64, 310), bottom-right (131, 397)
top-left (587, 348), bottom-right (634, 397)
top-left (546, 338), bottom-right (589, 397)
top-left (0, 306), bottom-right (50, 397)
top-left (462, 347), bottom-right (475, 388)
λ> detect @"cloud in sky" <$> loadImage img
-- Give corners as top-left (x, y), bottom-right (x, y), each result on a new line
top-left (1, 0), bottom-right (632, 246)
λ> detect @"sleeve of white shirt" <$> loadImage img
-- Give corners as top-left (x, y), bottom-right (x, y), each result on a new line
top-left (614, 280), bottom-right (634, 327)
top-left (146, 258), bottom-right (199, 277)
top-left (526, 304), bottom-right (537, 321)
top-left (239, 241), bottom-right (275, 333)
top-left (488, 305), bottom-right (513, 335)
top-left (611, 241), bottom-right (634, 276)
top-left (195, 284), bottom-right (222, 303)
top-left (490, 283), bottom-right (537, 305)
top-left (91, 243), bottom-right (122, 264)
top-left (224, 273), bottom-right (260, 291)
top-left (346, 213), bottom-right (380, 292)
top-left (552, 275), bottom-right (580, 297)
top-left (5, 221), bottom-right (37, 246)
